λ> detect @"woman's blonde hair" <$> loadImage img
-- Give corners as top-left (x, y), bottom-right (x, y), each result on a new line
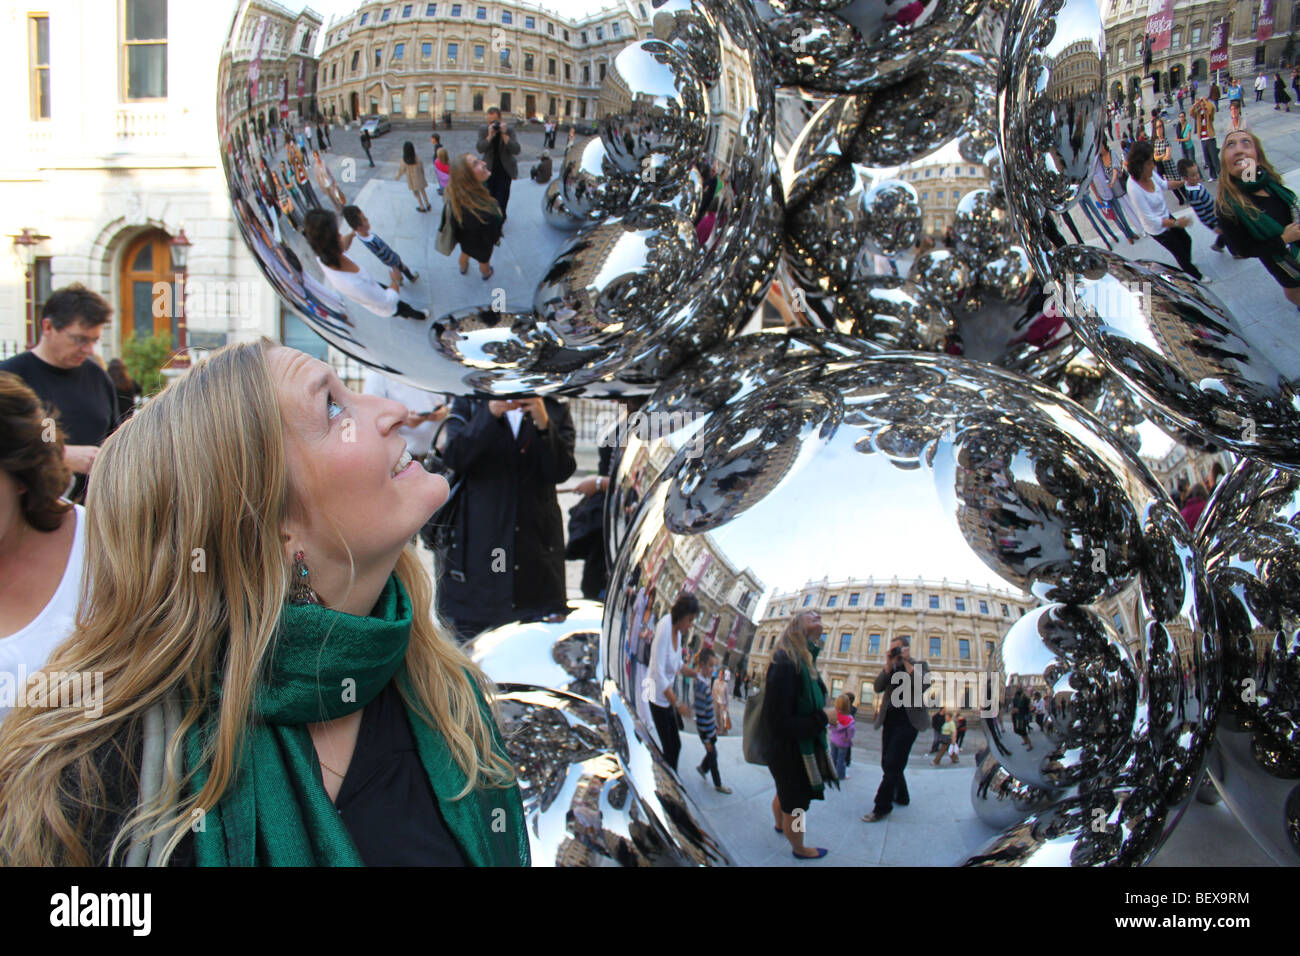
top-left (774, 611), bottom-right (819, 681)
top-left (447, 152), bottom-right (501, 227)
top-left (1215, 129), bottom-right (1282, 226)
top-left (0, 339), bottom-right (513, 866)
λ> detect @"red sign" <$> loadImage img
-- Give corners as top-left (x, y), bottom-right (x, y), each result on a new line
top-left (297, 59), bottom-right (306, 99)
top-left (1144, 0), bottom-right (1176, 53)
top-left (1209, 20), bottom-right (1229, 71)
top-left (279, 99), bottom-right (289, 119)
top-left (1259, 0), bottom-right (1275, 42)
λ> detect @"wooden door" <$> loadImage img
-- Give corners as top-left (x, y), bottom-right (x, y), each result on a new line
top-left (119, 230), bottom-right (175, 343)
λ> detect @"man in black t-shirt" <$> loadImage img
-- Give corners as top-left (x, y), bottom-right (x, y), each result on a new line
top-left (0, 284), bottom-right (118, 502)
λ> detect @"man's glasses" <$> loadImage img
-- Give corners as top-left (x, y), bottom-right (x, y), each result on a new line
top-left (61, 329), bottom-right (99, 348)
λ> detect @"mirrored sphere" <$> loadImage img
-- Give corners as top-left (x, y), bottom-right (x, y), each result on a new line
top-left (1199, 460), bottom-right (1300, 864)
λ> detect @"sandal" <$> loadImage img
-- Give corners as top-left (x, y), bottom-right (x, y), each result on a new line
top-left (459, 261), bottom-right (468, 275)
top-left (481, 266), bottom-right (494, 281)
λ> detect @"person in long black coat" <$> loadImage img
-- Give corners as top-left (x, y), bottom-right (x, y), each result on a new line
top-left (436, 395), bottom-right (576, 641)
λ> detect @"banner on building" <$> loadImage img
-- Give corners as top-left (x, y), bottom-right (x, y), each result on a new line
top-left (683, 552), bottom-right (713, 594)
top-left (1259, 0), bottom-right (1275, 42)
top-left (297, 59), bottom-right (306, 99)
top-left (1144, 0), bottom-right (1176, 53)
top-left (248, 14), bottom-right (269, 101)
top-left (1209, 19), bottom-right (1230, 71)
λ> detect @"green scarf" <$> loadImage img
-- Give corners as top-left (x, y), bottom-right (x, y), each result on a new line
top-left (1226, 165), bottom-right (1300, 270)
top-left (184, 575), bottom-right (529, 867)
top-left (796, 643), bottom-right (839, 798)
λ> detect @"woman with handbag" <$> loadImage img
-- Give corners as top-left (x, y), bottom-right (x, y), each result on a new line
top-left (764, 610), bottom-right (837, 860)
top-left (648, 594), bottom-right (701, 773)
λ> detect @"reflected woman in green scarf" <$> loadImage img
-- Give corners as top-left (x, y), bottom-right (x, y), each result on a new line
top-left (1215, 128), bottom-right (1300, 309)
top-left (0, 340), bottom-right (529, 866)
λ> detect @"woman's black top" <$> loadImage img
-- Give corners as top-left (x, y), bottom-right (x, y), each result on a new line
top-left (1220, 189), bottom-right (1293, 259)
top-left (84, 681), bottom-right (467, 866)
top-left (450, 201), bottom-right (503, 263)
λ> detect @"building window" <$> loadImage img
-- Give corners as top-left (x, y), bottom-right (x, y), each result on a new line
top-left (582, 64), bottom-right (590, 84)
top-left (124, 0), bottom-right (168, 100)
top-left (563, 28), bottom-right (569, 41)
top-left (445, 88), bottom-right (457, 110)
top-left (868, 634), bottom-right (880, 654)
top-left (598, 62), bottom-right (606, 81)
top-left (476, 6), bottom-right (486, 19)
top-left (936, 189), bottom-right (944, 198)
top-left (860, 681), bottom-right (874, 705)
top-left (391, 91), bottom-right (403, 113)
top-left (979, 600), bottom-right (989, 614)
top-left (524, 53), bottom-right (534, 72)
top-left (394, 42), bottom-right (405, 59)
top-left (351, 50), bottom-right (361, 72)
top-left (802, 594), bottom-right (811, 607)
top-left (1112, 613), bottom-right (1125, 634)
top-left (548, 56), bottom-right (556, 75)
top-left (580, 30), bottom-right (588, 43)
top-left (564, 62), bottom-right (571, 80)
top-left (499, 48), bottom-right (510, 68)
top-left (525, 16), bottom-right (535, 29)
top-left (29, 15), bottom-right (50, 120)
top-left (472, 90), bottom-right (483, 111)
top-left (446, 42), bottom-right (458, 62)
top-left (955, 597), bottom-right (965, 611)
top-left (474, 43), bottom-right (484, 62)
top-left (929, 637), bottom-right (941, 658)
top-left (502, 10), bottom-right (512, 24)
top-left (500, 91), bottom-right (511, 111)
top-left (427, 4), bottom-right (436, 14)
top-left (33, 257), bottom-right (52, 331)
top-left (959, 639), bottom-right (970, 660)
top-left (331, 63), bottom-right (337, 81)
top-left (827, 595), bottom-right (837, 608)
top-left (548, 95), bottom-right (557, 114)
top-left (612, 22), bottom-right (621, 36)
top-left (402, 4), bottom-right (413, 16)
top-left (921, 192), bottom-right (928, 201)
top-left (874, 593), bottom-right (885, 606)
top-left (375, 49), bottom-right (382, 68)
top-left (451, 4), bottom-right (461, 16)
top-left (901, 593), bottom-right (913, 608)
top-left (1190, 24), bottom-right (1201, 45)
top-left (839, 633), bottom-right (852, 654)
top-left (928, 595), bottom-right (940, 609)
top-left (547, 22), bottom-right (554, 35)
top-left (565, 97), bottom-right (571, 115)
top-left (417, 89), bottom-right (430, 113)
top-left (1001, 603), bottom-right (1010, 617)
top-left (848, 593), bottom-right (859, 607)
top-left (1171, 27), bottom-right (1182, 48)
top-left (985, 640), bottom-right (994, 659)
top-left (381, 8), bottom-right (391, 22)
top-left (360, 12), bottom-right (370, 25)
top-left (831, 678), bottom-right (844, 699)
top-left (422, 41), bottom-right (432, 58)
top-left (300, 31), bottom-right (312, 53)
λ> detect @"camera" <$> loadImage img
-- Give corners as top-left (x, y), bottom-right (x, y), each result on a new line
top-left (889, 646), bottom-right (901, 659)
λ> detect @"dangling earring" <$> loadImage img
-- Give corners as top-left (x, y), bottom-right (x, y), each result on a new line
top-left (288, 550), bottom-right (320, 605)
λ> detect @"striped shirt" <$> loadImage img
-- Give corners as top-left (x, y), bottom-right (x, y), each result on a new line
top-left (358, 232), bottom-right (404, 268)
top-left (1184, 183), bottom-right (1219, 230)
top-left (693, 674), bottom-right (716, 739)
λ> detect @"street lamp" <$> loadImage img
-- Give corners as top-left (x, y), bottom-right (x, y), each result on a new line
top-left (10, 227), bottom-right (49, 348)
top-left (168, 227), bottom-right (192, 358)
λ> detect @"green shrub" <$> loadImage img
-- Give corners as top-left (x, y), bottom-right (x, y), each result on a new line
top-left (122, 330), bottom-right (173, 397)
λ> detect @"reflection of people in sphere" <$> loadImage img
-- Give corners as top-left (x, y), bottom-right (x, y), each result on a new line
top-left (303, 208), bottom-right (427, 321)
top-left (1216, 129), bottom-right (1300, 308)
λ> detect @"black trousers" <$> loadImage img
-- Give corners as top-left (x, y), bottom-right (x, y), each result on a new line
top-left (394, 299), bottom-right (425, 320)
top-left (1151, 227), bottom-right (1203, 279)
top-left (650, 702), bottom-right (682, 772)
top-left (487, 167), bottom-right (512, 218)
top-left (697, 734), bottom-right (721, 786)
top-left (873, 711), bottom-right (918, 816)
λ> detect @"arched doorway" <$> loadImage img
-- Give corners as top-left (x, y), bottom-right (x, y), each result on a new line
top-left (1169, 63), bottom-right (1184, 88)
top-left (118, 229), bottom-right (177, 344)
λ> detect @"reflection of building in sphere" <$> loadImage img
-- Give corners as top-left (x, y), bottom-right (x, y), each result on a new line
top-left (632, 521), bottom-right (765, 676)
top-left (897, 159), bottom-right (990, 237)
top-left (749, 578), bottom-right (1036, 717)
top-left (1046, 39), bottom-right (1102, 101)
top-left (1141, 441), bottom-right (1234, 502)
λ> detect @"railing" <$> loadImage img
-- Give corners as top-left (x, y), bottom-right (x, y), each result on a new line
top-left (0, 340), bottom-right (25, 360)
top-left (115, 109), bottom-right (171, 140)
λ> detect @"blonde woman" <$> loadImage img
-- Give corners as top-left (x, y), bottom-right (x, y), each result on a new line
top-left (0, 341), bottom-right (528, 866)
top-left (443, 153), bottom-right (504, 280)
top-left (764, 610), bottom-right (836, 860)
